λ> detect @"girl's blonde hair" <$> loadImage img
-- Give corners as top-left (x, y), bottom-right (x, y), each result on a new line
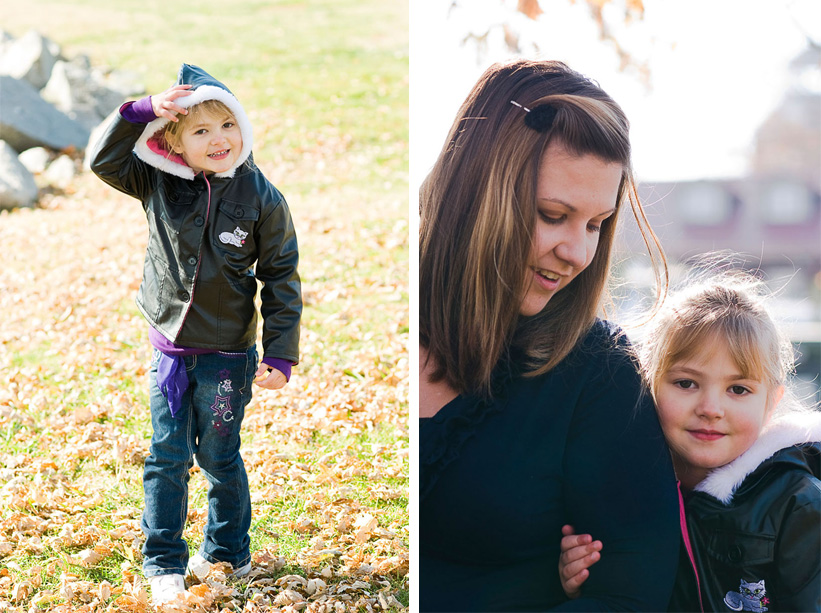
top-left (163, 99), bottom-right (235, 154)
top-left (420, 59), bottom-right (667, 397)
top-left (639, 269), bottom-right (797, 410)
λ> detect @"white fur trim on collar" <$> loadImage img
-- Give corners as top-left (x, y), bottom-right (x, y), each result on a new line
top-left (694, 411), bottom-right (821, 504)
top-left (133, 85), bottom-right (253, 181)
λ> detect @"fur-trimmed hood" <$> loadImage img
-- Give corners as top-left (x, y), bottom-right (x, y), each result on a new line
top-left (694, 410), bottom-right (821, 504)
top-left (133, 63), bottom-right (253, 181)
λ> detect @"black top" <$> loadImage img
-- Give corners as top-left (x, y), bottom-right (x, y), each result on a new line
top-left (420, 320), bottom-right (680, 611)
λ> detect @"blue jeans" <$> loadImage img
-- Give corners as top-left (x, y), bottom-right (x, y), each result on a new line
top-left (142, 347), bottom-right (257, 578)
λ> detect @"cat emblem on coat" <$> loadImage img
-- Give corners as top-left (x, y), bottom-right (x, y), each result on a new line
top-left (724, 579), bottom-right (768, 612)
top-left (219, 226), bottom-right (248, 248)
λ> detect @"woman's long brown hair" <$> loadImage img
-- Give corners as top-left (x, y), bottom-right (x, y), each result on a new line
top-left (420, 59), bottom-right (667, 397)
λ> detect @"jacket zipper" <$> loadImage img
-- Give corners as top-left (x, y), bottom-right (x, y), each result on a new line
top-left (678, 482), bottom-right (705, 613)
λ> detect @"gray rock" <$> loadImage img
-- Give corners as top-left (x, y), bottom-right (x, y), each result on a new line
top-left (0, 30), bottom-right (61, 89)
top-left (70, 53), bottom-right (92, 72)
top-left (42, 58), bottom-right (125, 131)
top-left (97, 67), bottom-right (145, 99)
top-left (40, 61), bottom-right (100, 131)
top-left (18, 147), bottom-right (52, 174)
top-left (0, 31), bottom-right (14, 53)
top-left (0, 76), bottom-right (90, 153)
top-left (43, 154), bottom-right (76, 188)
top-left (0, 140), bottom-right (38, 209)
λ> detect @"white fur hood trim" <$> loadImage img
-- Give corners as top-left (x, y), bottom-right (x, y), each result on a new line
top-left (694, 411), bottom-right (821, 504)
top-left (133, 84), bottom-right (253, 181)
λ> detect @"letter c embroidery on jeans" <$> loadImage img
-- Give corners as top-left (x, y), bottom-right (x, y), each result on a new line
top-left (211, 395), bottom-right (235, 437)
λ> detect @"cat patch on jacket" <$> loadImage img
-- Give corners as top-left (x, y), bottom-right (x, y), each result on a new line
top-left (724, 579), bottom-right (768, 612)
top-left (219, 226), bottom-right (248, 248)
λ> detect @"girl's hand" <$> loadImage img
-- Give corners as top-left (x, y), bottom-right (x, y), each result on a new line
top-left (559, 525), bottom-right (602, 599)
top-left (254, 365), bottom-right (287, 390)
top-left (151, 84), bottom-right (193, 122)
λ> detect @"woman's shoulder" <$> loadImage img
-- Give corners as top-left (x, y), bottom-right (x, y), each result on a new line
top-left (566, 318), bottom-right (638, 370)
top-left (580, 317), bottom-right (625, 343)
top-left (517, 318), bottom-right (644, 404)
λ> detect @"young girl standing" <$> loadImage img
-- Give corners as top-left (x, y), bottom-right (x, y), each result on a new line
top-left (559, 272), bottom-right (821, 611)
top-left (91, 64), bottom-right (302, 605)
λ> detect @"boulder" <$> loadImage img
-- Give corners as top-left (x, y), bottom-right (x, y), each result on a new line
top-left (0, 140), bottom-right (38, 209)
top-left (42, 57), bottom-right (126, 131)
top-left (0, 31), bottom-right (14, 52)
top-left (18, 147), bottom-right (52, 174)
top-left (0, 30), bottom-right (61, 89)
top-left (97, 66), bottom-right (145, 99)
top-left (43, 154), bottom-right (77, 188)
top-left (0, 75), bottom-right (90, 153)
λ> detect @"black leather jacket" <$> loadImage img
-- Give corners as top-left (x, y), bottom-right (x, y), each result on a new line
top-left (670, 414), bottom-right (821, 612)
top-left (90, 64), bottom-right (301, 362)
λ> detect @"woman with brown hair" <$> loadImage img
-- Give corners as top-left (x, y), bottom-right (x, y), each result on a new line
top-left (419, 59), bottom-right (680, 610)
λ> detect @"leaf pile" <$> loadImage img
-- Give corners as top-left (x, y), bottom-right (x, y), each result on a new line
top-left (0, 170), bottom-right (409, 612)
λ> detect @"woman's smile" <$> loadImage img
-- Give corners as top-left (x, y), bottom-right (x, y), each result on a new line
top-left (531, 267), bottom-right (562, 291)
top-left (519, 140), bottom-right (622, 317)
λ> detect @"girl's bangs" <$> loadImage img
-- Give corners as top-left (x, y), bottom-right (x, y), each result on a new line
top-left (666, 318), bottom-right (769, 383)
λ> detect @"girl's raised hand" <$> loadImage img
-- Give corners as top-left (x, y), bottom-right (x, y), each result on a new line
top-left (151, 84), bottom-right (193, 122)
top-left (559, 525), bottom-right (603, 599)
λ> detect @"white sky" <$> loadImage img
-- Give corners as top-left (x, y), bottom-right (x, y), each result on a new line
top-left (409, 0), bottom-right (818, 188)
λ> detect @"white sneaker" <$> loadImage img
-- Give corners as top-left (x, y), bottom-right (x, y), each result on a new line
top-left (186, 553), bottom-right (251, 581)
top-left (149, 573), bottom-right (185, 605)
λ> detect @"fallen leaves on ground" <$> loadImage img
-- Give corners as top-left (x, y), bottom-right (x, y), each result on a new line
top-left (0, 171), bottom-right (409, 611)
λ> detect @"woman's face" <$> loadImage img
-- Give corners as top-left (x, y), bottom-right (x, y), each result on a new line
top-left (519, 140), bottom-right (623, 317)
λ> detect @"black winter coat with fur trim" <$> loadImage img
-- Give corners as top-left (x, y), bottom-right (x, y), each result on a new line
top-left (669, 413), bottom-right (821, 612)
top-left (90, 64), bottom-right (301, 362)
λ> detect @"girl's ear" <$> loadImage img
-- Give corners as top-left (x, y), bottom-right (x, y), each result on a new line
top-left (164, 128), bottom-right (183, 154)
top-left (167, 136), bottom-right (182, 154)
top-left (766, 384), bottom-right (785, 421)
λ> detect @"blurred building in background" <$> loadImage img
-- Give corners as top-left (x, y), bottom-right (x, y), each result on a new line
top-left (618, 42), bottom-right (821, 401)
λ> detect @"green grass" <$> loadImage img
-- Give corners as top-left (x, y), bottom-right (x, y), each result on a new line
top-left (0, 0), bottom-right (408, 609)
top-left (1, 0), bottom-right (408, 196)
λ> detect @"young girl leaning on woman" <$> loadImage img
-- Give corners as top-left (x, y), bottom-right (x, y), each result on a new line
top-left (91, 64), bottom-right (302, 605)
top-left (559, 270), bottom-right (821, 611)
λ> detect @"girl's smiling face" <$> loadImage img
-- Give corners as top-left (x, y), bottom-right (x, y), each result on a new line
top-left (171, 109), bottom-right (243, 175)
top-left (654, 335), bottom-right (781, 489)
top-left (519, 140), bottom-right (622, 317)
